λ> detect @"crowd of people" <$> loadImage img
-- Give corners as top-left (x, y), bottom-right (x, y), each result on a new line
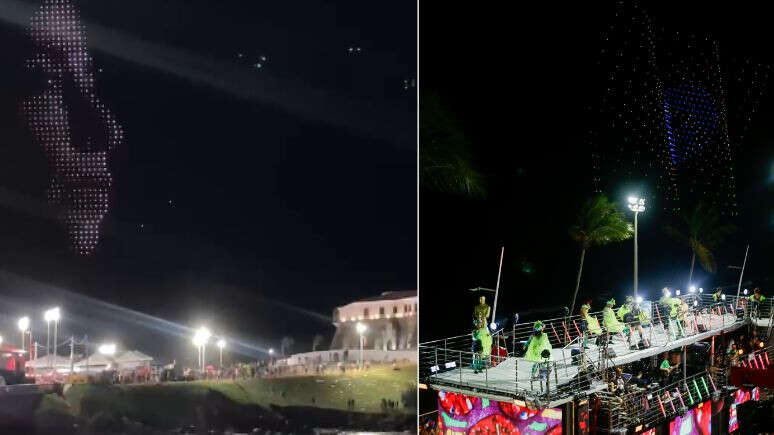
top-left (724, 328), bottom-right (766, 367)
top-left (468, 287), bottom-right (770, 381)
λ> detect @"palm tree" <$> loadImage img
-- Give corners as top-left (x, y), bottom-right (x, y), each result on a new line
top-left (312, 334), bottom-right (324, 352)
top-left (420, 94), bottom-right (485, 196)
top-left (569, 195), bottom-right (633, 314)
top-left (664, 203), bottom-right (736, 285)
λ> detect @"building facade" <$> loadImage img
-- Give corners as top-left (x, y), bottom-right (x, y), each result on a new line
top-left (330, 290), bottom-right (417, 351)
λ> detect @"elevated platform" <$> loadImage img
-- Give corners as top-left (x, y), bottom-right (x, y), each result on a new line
top-left (427, 312), bottom-right (740, 406)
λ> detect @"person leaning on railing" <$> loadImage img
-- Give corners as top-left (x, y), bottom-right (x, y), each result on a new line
top-left (602, 298), bottom-right (629, 338)
top-left (580, 303), bottom-right (602, 348)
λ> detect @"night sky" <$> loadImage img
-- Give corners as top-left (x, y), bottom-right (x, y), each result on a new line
top-left (0, 0), bottom-right (416, 363)
top-left (420, 1), bottom-right (774, 343)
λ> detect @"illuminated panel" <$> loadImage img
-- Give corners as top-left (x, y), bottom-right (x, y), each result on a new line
top-left (729, 387), bottom-right (758, 432)
top-left (22, 0), bottom-right (123, 255)
top-left (669, 400), bottom-right (711, 435)
top-left (437, 390), bottom-right (562, 434)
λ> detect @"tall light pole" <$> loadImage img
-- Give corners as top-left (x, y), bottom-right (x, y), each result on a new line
top-left (217, 339), bottom-right (226, 372)
top-left (192, 327), bottom-right (211, 372)
top-left (44, 308), bottom-right (60, 369)
top-left (628, 196), bottom-right (646, 301)
top-left (18, 316), bottom-right (29, 352)
top-left (356, 322), bottom-right (367, 369)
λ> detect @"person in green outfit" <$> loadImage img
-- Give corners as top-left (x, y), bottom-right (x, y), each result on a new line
top-left (602, 298), bottom-right (629, 337)
top-left (712, 288), bottom-right (723, 303)
top-left (659, 288), bottom-right (685, 340)
top-left (471, 319), bottom-right (492, 374)
top-left (471, 297), bottom-right (492, 374)
top-left (659, 352), bottom-right (678, 383)
top-left (618, 296), bottom-right (650, 349)
top-left (580, 303), bottom-right (602, 348)
top-left (749, 287), bottom-right (766, 319)
top-left (525, 321), bottom-right (552, 378)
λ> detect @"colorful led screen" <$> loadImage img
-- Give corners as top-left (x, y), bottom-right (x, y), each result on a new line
top-left (729, 387), bottom-right (759, 432)
top-left (437, 390), bottom-right (562, 434)
top-left (669, 400), bottom-right (711, 435)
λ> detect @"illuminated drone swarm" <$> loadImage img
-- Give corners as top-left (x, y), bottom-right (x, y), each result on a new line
top-left (22, 0), bottom-right (123, 255)
top-left (591, 1), bottom-right (767, 217)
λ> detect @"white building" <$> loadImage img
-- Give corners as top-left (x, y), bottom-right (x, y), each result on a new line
top-left (331, 290), bottom-right (417, 351)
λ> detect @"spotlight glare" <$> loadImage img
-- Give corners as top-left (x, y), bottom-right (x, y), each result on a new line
top-left (18, 316), bottom-right (30, 332)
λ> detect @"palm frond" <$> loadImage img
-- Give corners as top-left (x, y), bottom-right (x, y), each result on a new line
top-left (419, 94), bottom-right (486, 197)
top-left (692, 240), bottom-right (716, 273)
top-left (570, 195), bottom-right (632, 248)
top-left (665, 202), bottom-right (735, 274)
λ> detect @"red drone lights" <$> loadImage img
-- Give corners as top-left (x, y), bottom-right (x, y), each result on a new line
top-left (22, 0), bottom-right (123, 255)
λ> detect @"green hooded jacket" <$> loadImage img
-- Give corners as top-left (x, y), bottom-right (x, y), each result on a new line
top-left (525, 332), bottom-right (552, 362)
top-left (473, 326), bottom-right (492, 357)
top-left (603, 307), bottom-right (626, 333)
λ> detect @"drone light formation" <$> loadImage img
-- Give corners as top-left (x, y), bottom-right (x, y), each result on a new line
top-left (22, 0), bottom-right (124, 255)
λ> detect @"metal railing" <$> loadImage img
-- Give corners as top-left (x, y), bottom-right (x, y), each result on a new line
top-left (597, 370), bottom-right (721, 433)
top-left (419, 294), bottom-right (746, 404)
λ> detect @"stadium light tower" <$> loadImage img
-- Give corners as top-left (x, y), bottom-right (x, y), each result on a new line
top-left (18, 316), bottom-right (30, 351)
top-left (44, 307), bottom-right (61, 369)
top-left (628, 196), bottom-right (646, 302)
top-left (356, 322), bottom-right (367, 369)
top-left (192, 327), bottom-right (211, 371)
top-left (217, 339), bottom-right (226, 370)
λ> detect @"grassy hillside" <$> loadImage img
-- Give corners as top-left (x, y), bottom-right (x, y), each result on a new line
top-left (35, 365), bottom-right (417, 433)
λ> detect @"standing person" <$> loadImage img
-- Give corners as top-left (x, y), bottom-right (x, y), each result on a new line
top-left (473, 296), bottom-right (491, 329)
top-left (749, 288), bottom-right (766, 319)
top-left (619, 296), bottom-right (650, 349)
top-left (580, 303), bottom-right (602, 349)
top-left (471, 316), bottom-right (491, 374)
top-left (471, 296), bottom-right (492, 374)
top-left (525, 321), bottom-right (552, 379)
top-left (712, 288), bottom-right (723, 303)
top-left (602, 299), bottom-right (628, 342)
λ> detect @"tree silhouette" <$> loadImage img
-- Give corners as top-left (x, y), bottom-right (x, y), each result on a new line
top-left (569, 195), bottom-right (633, 314)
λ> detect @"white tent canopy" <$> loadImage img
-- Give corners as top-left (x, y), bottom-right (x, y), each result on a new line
top-left (73, 350), bottom-right (153, 371)
top-left (26, 355), bottom-right (72, 369)
top-left (115, 350), bottom-right (153, 369)
top-left (74, 353), bottom-right (116, 369)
